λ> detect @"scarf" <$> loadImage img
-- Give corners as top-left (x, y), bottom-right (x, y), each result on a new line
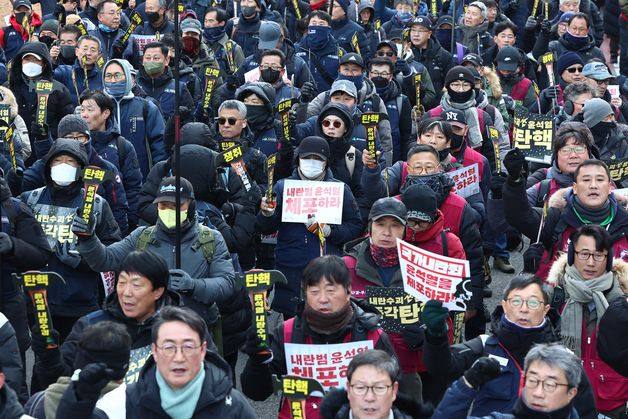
top-left (369, 242), bottom-right (399, 268)
top-left (440, 92), bottom-right (484, 149)
top-left (499, 314), bottom-right (550, 365)
top-left (561, 264), bottom-right (614, 357)
top-left (457, 19), bottom-right (489, 53)
top-left (303, 302), bottom-right (353, 335)
top-left (572, 196), bottom-right (613, 225)
top-left (512, 395), bottom-right (575, 419)
top-left (156, 365), bottom-right (205, 419)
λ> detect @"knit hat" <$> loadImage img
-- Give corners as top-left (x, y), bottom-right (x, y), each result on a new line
top-left (58, 114), bottom-right (90, 138)
top-left (444, 66), bottom-right (475, 86)
top-left (401, 184), bottom-right (438, 223)
top-left (337, 0), bottom-right (350, 12)
top-left (38, 19), bottom-right (60, 35)
top-left (597, 295), bottom-right (628, 378)
top-left (556, 51), bottom-right (584, 76)
top-left (582, 98), bottom-right (613, 128)
top-left (468, 1), bottom-right (488, 19)
top-left (369, 197), bottom-right (407, 225)
top-left (298, 136), bottom-right (330, 160)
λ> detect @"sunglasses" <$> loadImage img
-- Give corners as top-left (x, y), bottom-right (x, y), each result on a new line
top-left (376, 50), bottom-right (395, 57)
top-left (566, 66), bottom-right (583, 73)
top-left (322, 119), bottom-right (343, 128)
top-left (216, 117), bottom-right (242, 125)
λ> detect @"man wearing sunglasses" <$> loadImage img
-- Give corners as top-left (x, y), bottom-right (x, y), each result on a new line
top-left (535, 52), bottom-right (584, 114)
top-left (545, 225), bottom-right (628, 417)
top-left (582, 61), bottom-right (628, 123)
top-left (423, 275), bottom-right (596, 417)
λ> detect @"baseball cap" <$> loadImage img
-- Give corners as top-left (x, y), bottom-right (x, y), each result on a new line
top-left (434, 15), bottom-right (454, 28)
top-left (559, 11), bottom-right (575, 24)
top-left (401, 184), bottom-right (438, 223)
top-left (180, 18), bottom-right (202, 35)
top-left (298, 136), bottom-right (330, 160)
top-left (330, 79), bottom-right (358, 98)
top-left (462, 53), bottom-right (483, 67)
top-left (496, 46), bottom-right (520, 72)
top-left (258, 21), bottom-right (282, 50)
top-left (443, 108), bottom-right (467, 125)
top-left (409, 16), bottom-right (432, 30)
top-left (339, 53), bottom-right (365, 69)
top-left (369, 197), bottom-right (408, 225)
top-left (582, 62), bottom-right (613, 81)
top-left (23, 52), bottom-right (42, 61)
top-left (13, 0), bottom-right (32, 9)
top-left (153, 177), bottom-right (195, 203)
top-left (469, 67), bottom-right (481, 80)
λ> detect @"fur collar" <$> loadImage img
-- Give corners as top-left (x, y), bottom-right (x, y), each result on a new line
top-left (548, 187), bottom-right (570, 210)
top-left (0, 86), bottom-right (19, 121)
top-left (481, 66), bottom-right (502, 98)
top-left (546, 253), bottom-right (628, 292)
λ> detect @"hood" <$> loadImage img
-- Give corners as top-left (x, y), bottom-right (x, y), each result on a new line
top-left (546, 253), bottom-right (628, 291)
top-left (320, 387), bottom-right (433, 419)
top-left (235, 81), bottom-right (275, 117)
top-left (173, 144), bottom-right (219, 203)
top-left (481, 66), bottom-right (503, 99)
top-left (102, 59), bottom-right (134, 98)
top-left (44, 138), bottom-right (88, 170)
top-left (91, 118), bottom-right (120, 145)
top-left (317, 101), bottom-right (354, 144)
top-left (10, 41), bottom-right (54, 85)
top-left (180, 122), bottom-right (217, 150)
top-left (358, 0), bottom-right (375, 22)
top-left (0, 86), bottom-right (19, 121)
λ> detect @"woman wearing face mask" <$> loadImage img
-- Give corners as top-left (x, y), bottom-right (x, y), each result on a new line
top-left (257, 136), bottom-right (363, 317)
top-left (19, 138), bottom-right (121, 340)
top-left (582, 98), bottom-right (628, 164)
top-left (235, 82), bottom-right (281, 157)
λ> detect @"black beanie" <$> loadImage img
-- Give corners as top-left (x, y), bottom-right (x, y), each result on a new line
top-left (444, 66), bottom-right (475, 87)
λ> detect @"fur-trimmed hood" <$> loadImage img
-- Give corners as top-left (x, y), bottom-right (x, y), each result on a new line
top-left (0, 86), bottom-right (19, 121)
top-left (481, 66), bottom-right (502, 99)
top-left (546, 253), bottom-right (628, 291)
top-left (548, 187), bottom-right (628, 211)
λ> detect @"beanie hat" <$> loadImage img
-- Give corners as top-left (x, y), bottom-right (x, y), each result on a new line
top-left (39, 19), bottom-right (60, 35)
top-left (468, 1), bottom-right (488, 19)
top-left (582, 98), bottom-right (613, 128)
top-left (556, 51), bottom-right (584, 75)
top-left (337, 0), bottom-right (350, 12)
top-left (401, 184), bottom-right (438, 223)
top-left (58, 114), bottom-right (90, 138)
top-left (444, 66), bottom-right (475, 86)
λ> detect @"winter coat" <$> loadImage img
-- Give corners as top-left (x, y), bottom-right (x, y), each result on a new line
top-left (53, 62), bottom-right (103, 106)
top-left (593, 123), bottom-right (628, 161)
top-left (548, 35), bottom-right (606, 65)
top-left (0, 313), bottom-right (23, 401)
top-left (546, 255), bottom-right (628, 412)
top-left (294, 33), bottom-right (341, 93)
top-left (0, 12), bottom-right (43, 62)
top-left (331, 17), bottom-right (372, 60)
top-left (54, 352), bottom-right (257, 419)
top-left (320, 388), bottom-right (433, 419)
top-left (605, 0), bottom-right (621, 37)
top-left (137, 67), bottom-right (195, 122)
top-left (0, 384), bottom-right (25, 419)
top-left (525, 164), bottom-right (575, 207)
top-left (204, 33), bottom-right (246, 79)
top-left (88, 27), bottom-right (125, 62)
top-left (225, 14), bottom-right (263, 59)
top-left (410, 38), bottom-right (456, 104)
top-left (500, 0), bottom-right (543, 49)
top-left (455, 20), bottom-right (494, 56)
top-left (134, 19), bottom-right (174, 36)
top-left (377, 79), bottom-right (413, 163)
top-left (7, 42), bottom-right (74, 149)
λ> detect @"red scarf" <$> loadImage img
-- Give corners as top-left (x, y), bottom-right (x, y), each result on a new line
top-left (369, 243), bottom-right (399, 268)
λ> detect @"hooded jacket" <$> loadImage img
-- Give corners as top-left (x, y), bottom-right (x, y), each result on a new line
top-left (102, 59), bottom-right (167, 179)
top-left (0, 384), bottom-right (25, 419)
top-left (548, 34), bottom-right (606, 64)
top-left (0, 11), bottom-right (43, 61)
top-left (294, 32), bottom-right (341, 93)
top-left (590, 122), bottom-right (628, 162)
top-left (235, 82), bottom-right (281, 157)
top-left (53, 61), bottom-right (104, 106)
top-left (331, 16), bottom-right (372, 60)
top-left (410, 38), bottom-right (456, 104)
top-left (455, 18), bottom-right (493, 56)
top-left (376, 78), bottom-right (413, 163)
top-left (137, 66), bottom-right (195, 122)
top-left (8, 42), bottom-right (74, 151)
top-left (88, 26), bottom-right (124, 62)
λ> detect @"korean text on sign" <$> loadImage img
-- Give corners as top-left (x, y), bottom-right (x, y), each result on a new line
top-left (513, 109), bottom-right (554, 164)
top-left (446, 163), bottom-right (480, 198)
top-left (397, 238), bottom-right (471, 311)
top-left (285, 340), bottom-right (373, 390)
top-left (366, 286), bottom-right (421, 333)
top-left (281, 180), bottom-right (344, 225)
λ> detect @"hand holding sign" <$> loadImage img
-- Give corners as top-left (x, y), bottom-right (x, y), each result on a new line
top-left (272, 375), bottom-right (326, 419)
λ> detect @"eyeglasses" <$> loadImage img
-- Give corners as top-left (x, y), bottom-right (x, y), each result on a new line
top-left (449, 81), bottom-right (472, 90)
top-left (558, 145), bottom-right (587, 155)
top-left (350, 384), bottom-right (392, 396)
top-left (376, 50), bottom-right (395, 57)
top-left (216, 116), bottom-right (243, 125)
top-left (410, 164), bottom-right (438, 174)
top-left (566, 66), bottom-right (583, 73)
top-left (370, 71), bottom-right (391, 78)
top-left (322, 119), bottom-right (343, 128)
top-left (525, 376), bottom-right (570, 393)
top-left (506, 297), bottom-right (545, 310)
top-left (259, 64), bottom-right (282, 71)
top-left (574, 250), bottom-right (608, 261)
top-left (100, 10), bottom-right (121, 16)
top-left (104, 72), bottom-right (125, 81)
top-left (67, 135), bottom-right (89, 142)
top-left (155, 343), bottom-right (202, 357)
top-left (407, 219), bottom-right (430, 228)
top-left (594, 79), bottom-right (611, 86)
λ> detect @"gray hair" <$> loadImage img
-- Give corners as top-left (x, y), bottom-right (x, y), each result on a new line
top-left (77, 34), bottom-right (102, 49)
top-left (563, 82), bottom-right (596, 102)
top-left (347, 349), bottom-right (400, 383)
top-left (219, 100), bottom-right (247, 118)
top-left (524, 343), bottom-right (582, 389)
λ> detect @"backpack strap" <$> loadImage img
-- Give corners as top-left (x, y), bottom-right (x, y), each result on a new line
top-left (193, 224), bottom-right (215, 262)
top-left (136, 226), bottom-right (158, 250)
top-left (25, 187), bottom-right (46, 208)
top-left (535, 179), bottom-right (552, 208)
top-left (510, 78), bottom-right (532, 102)
top-left (308, 51), bottom-right (336, 87)
top-left (142, 100), bottom-right (152, 170)
top-left (116, 135), bottom-right (126, 170)
top-left (283, 316), bottom-right (306, 343)
top-left (345, 145), bottom-right (356, 178)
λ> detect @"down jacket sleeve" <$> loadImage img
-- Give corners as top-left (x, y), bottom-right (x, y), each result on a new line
top-left (0, 313), bottom-right (23, 396)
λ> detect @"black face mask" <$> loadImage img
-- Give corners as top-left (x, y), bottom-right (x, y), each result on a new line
top-left (450, 133), bottom-right (465, 150)
top-left (371, 76), bottom-right (389, 89)
top-left (261, 68), bottom-right (281, 84)
top-left (15, 12), bottom-right (29, 26)
top-left (39, 36), bottom-right (56, 49)
top-left (589, 121), bottom-right (615, 139)
top-left (241, 6), bottom-right (257, 18)
top-left (447, 88), bottom-right (474, 103)
top-left (245, 104), bottom-right (268, 125)
top-left (60, 45), bottom-right (76, 64)
top-left (438, 148), bottom-right (451, 161)
top-left (146, 11), bottom-right (161, 24)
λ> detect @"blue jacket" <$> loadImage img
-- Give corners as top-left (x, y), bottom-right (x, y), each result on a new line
top-left (53, 62), bottom-right (104, 106)
top-left (225, 14), bottom-right (262, 59)
top-left (331, 17), bottom-right (372, 60)
top-left (134, 19), bottom-right (174, 36)
top-left (137, 68), bottom-right (195, 122)
top-left (256, 169), bottom-right (363, 268)
top-left (88, 27), bottom-right (125, 61)
top-left (294, 35), bottom-right (341, 93)
top-left (91, 119), bottom-right (143, 229)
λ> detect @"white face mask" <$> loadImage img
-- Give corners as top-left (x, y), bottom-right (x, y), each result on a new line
top-left (50, 163), bottom-right (78, 186)
top-left (22, 62), bottom-right (42, 78)
top-left (299, 159), bottom-right (325, 179)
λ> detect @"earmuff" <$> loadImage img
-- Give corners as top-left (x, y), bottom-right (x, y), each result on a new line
top-left (563, 99), bottom-right (574, 116)
top-left (567, 239), bottom-right (614, 272)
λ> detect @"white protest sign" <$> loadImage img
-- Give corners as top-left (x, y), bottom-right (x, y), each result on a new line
top-left (281, 180), bottom-right (344, 225)
top-left (446, 163), bottom-right (480, 198)
top-left (285, 340), bottom-right (374, 391)
top-left (608, 85), bottom-right (620, 100)
top-left (134, 35), bottom-right (158, 55)
top-left (100, 271), bottom-right (116, 297)
top-left (397, 238), bottom-right (471, 311)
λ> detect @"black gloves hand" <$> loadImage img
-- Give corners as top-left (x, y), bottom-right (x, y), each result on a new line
top-left (0, 232), bottom-right (13, 254)
top-left (490, 172), bottom-right (507, 199)
top-left (76, 362), bottom-right (115, 401)
top-left (395, 59), bottom-right (412, 76)
top-left (524, 16), bottom-right (539, 30)
top-left (423, 299), bottom-right (449, 338)
top-left (56, 241), bottom-right (81, 268)
top-left (30, 122), bottom-right (49, 141)
top-left (541, 86), bottom-right (558, 105)
top-left (31, 326), bottom-right (60, 362)
top-left (225, 74), bottom-right (240, 92)
top-left (243, 325), bottom-right (273, 364)
top-left (288, 109), bottom-right (297, 137)
top-left (523, 242), bottom-right (545, 273)
top-left (71, 210), bottom-right (96, 238)
top-left (300, 81), bottom-right (317, 103)
top-left (464, 357), bottom-right (501, 389)
top-left (279, 137), bottom-right (295, 160)
top-left (503, 148), bottom-right (526, 183)
top-left (168, 268), bottom-right (195, 293)
top-left (112, 39), bottom-right (126, 59)
top-left (540, 19), bottom-right (552, 34)
top-left (502, 95), bottom-right (515, 112)
top-left (401, 324), bottom-right (425, 349)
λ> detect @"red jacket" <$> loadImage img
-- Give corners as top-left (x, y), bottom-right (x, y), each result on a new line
top-left (405, 209), bottom-right (466, 260)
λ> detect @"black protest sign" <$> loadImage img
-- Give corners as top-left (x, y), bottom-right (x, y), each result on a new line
top-left (33, 204), bottom-right (77, 250)
top-left (202, 67), bottom-right (221, 113)
top-left (35, 81), bottom-right (54, 127)
top-left (366, 286), bottom-right (421, 333)
top-left (607, 158), bottom-right (628, 187)
top-left (277, 98), bottom-right (295, 141)
top-left (120, 11), bottom-right (143, 45)
top-left (513, 108), bottom-right (554, 164)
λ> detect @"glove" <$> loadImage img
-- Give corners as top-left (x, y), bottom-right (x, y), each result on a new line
top-left (540, 19), bottom-right (552, 34)
top-left (395, 59), bottom-right (412, 76)
top-left (30, 121), bottom-right (49, 141)
top-left (299, 81), bottom-right (317, 103)
top-left (71, 210), bottom-right (96, 238)
top-left (178, 106), bottom-right (193, 125)
top-left (401, 324), bottom-right (425, 349)
top-left (221, 202), bottom-right (243, 224)
top-left (422, 299), bottom-right (449, 337)
top-left (306, 215), bottom-right (331, 237)
top-left (523, 242), bottom-right (545, 273)
top-left (503, 148), bottom-right (526, 183)
top-left (168, 268), bottom-right (195, 292)
top-left (56, 241), bottom-right (81, 268)
top-left (278, 137), bottom-right (295, 161)
top-left (76, 363), bottom-right (116, 401)
top-left (288, 109), bottom-right (297, 136)
top-left (111, 39), bottom-right (126, 59)
top-left (0, 232), bottom-right (13, 254)
top-left (524, 15), bottom-right (539, 30)
top-left (540, 87), bottom-right (558, 108)
top-left (243, 326), bottom-right (273, 364)
top-left (225, 74), bottom-right (240, 92)
top-left (506, 229), bottom-right (523, 251)
top-left (31, 326), bottom-right (60, 363)
top-left (464, 357), bottom-right (501, 389)
top-left (260, 196), bottom-right (276, 217)
top-left (490, 172), bottom-right (507, 199)
top-left (502, 95), bottom-right (515, 112)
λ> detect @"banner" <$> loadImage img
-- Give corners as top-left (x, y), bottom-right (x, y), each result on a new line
top-left (285, 340), bottom-right (373, 390)
top-left (606, 158), bottom-right (628, 188)
top-left (281, 180), bottom-right (344, 225)
top-left (366, 287), bottom-right (421, 333)
top-left (446, 163), bottom-right (480, 198)
top-left (133, 35), bottom-right (158, 55)
top-left (33, 204), bottom-right (77, 251)
top-left (125, 345), bottom-right (151, 384)
top-left (100, 271), bottom-right (116, 297)
top-left (513, 108), bottom-right (554, 164)
top-left (397, 238), bottom-right (471, 311)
